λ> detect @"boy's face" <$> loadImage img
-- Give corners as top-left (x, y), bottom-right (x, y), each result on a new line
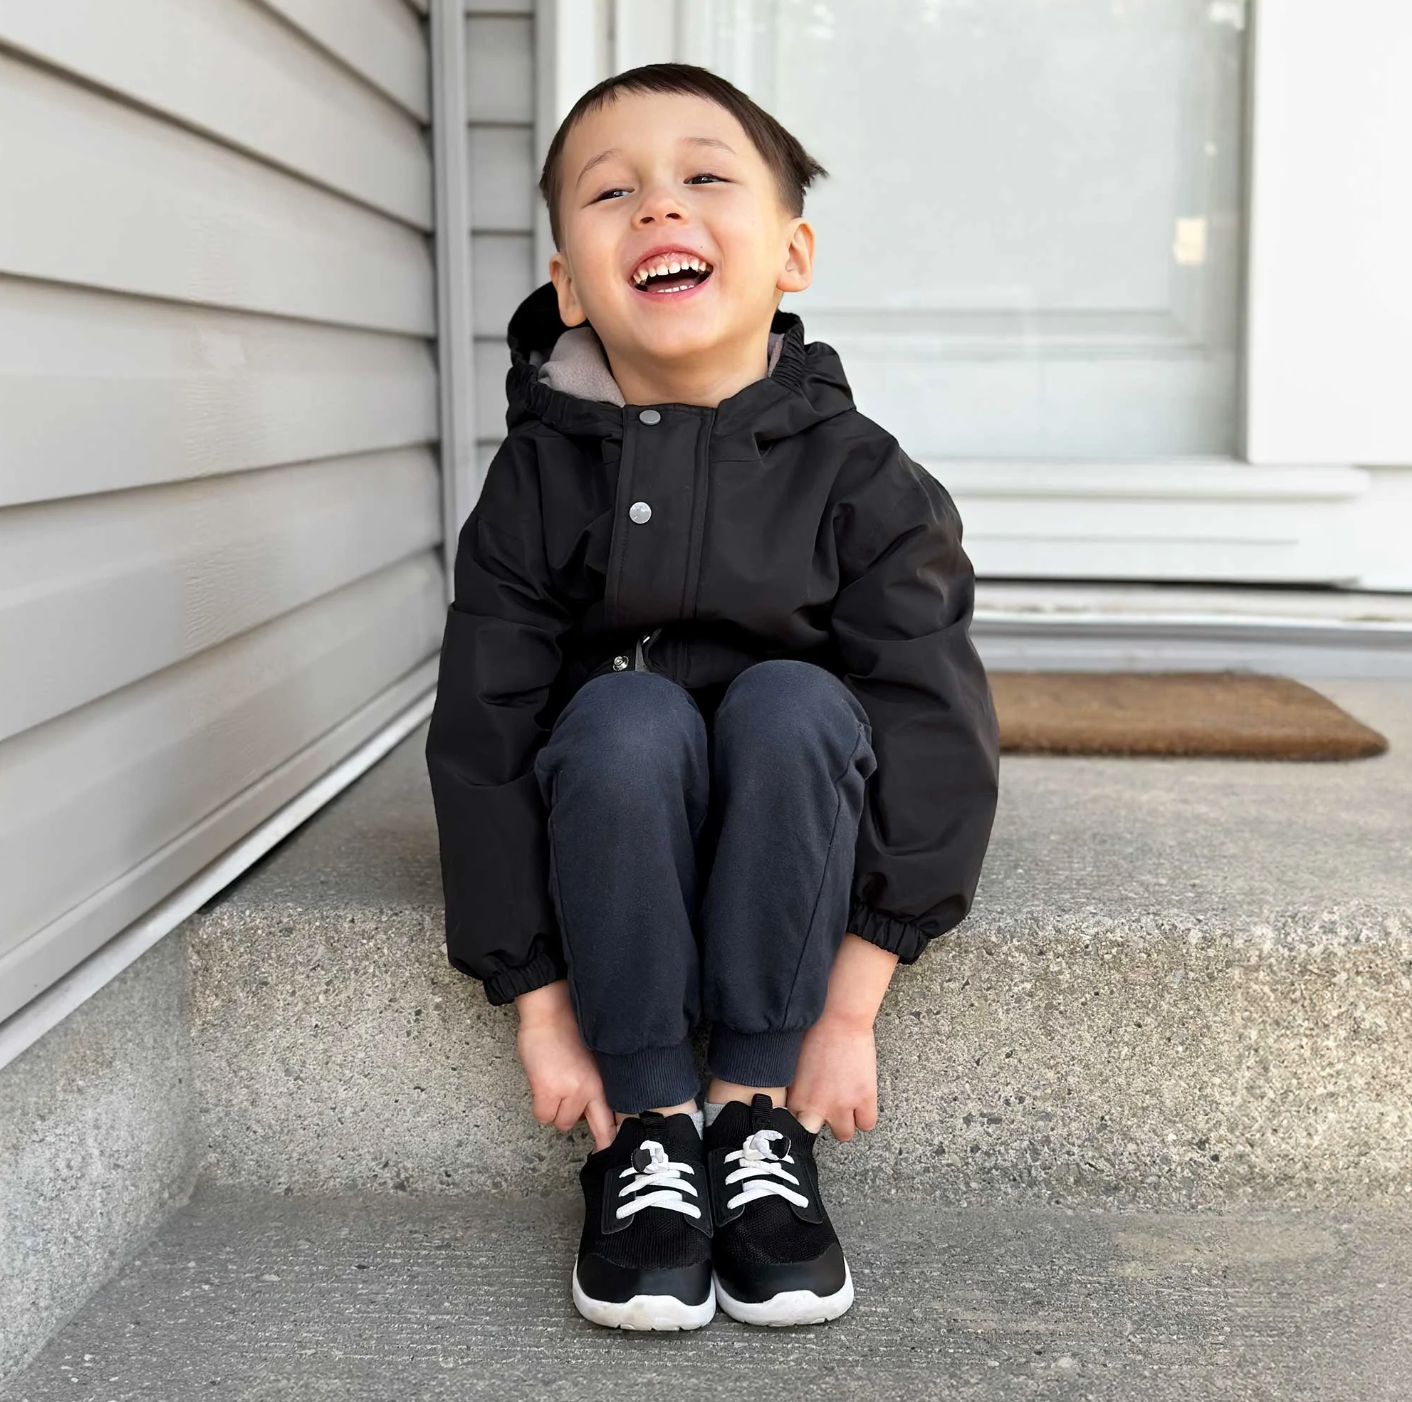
top-left (548, 91), bottom-right (814, 369)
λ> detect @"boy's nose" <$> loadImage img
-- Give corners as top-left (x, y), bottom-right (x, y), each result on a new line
top-left (634, 188), bottom-right (687, 226)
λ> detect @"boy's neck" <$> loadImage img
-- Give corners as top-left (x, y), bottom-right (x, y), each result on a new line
top-left (603, 326), bottom-right (773, 410)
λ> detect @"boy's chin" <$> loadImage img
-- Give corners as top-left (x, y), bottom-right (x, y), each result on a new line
top-left (617, 314), bottom-right (730, 363)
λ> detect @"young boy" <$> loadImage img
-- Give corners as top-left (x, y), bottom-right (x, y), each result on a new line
top-left (426, 63), bottom-right (999, 1331)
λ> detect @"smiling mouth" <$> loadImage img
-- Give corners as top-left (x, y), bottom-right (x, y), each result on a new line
top-left (633, 268), bottom-right (712, 295)
top-left (630, 258), bottom-right (714, 296)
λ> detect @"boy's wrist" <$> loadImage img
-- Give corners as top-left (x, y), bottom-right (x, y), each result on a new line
top-left (816, 998), bottom-right (878, 1035)
top-left (816, 931), bottom-right (898, 1032)
top-left (514, 978), bottom-right (573, 1026)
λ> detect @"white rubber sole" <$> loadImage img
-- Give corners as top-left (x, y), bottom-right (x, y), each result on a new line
top-left (713, 1262), bottom-right (855, 1327)
top-left (571, 1266), bottom-right (716, 1331)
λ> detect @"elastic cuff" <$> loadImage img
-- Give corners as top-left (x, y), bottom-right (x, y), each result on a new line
top-left (847, 896), bottom-right (931, 964)
top-left (477, 944), bottom-right (568, 1006)
top-left (594, 1040), bottom-right (700, 1115)
top-left (706, 1026), bottom-right (806, 1089)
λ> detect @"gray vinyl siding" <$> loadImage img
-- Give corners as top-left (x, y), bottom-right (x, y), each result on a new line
top-left (0, 1), bottom-right (444, 1023)
top-left (466, 4), bottom-right (539, 480)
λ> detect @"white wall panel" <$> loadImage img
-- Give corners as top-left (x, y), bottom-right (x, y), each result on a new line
top-left (0, 556), bottom-right (444, 970)
top-left (0, 280), bottom-right (436, 506)
top-left (1, 450), bottom-right (441, 743)
top-left (475, 338), bottom-right (514, 440)
top-left (471, 232), bottom-right (535, 336)
top-left (466, 14), bottom-right (534, 122)
top-left (465, 5), bottom-right (538, 490)
top-left (0, 55), bottom-right (434, 334)
top-left (0, 0), bottom-right (432, 228)
top-left (469, 124), bottom-right (537, 230)
top-left (0, 4), bottom-right (442, 1028)
top-left (262, 0), bottom-right (431, 121)
top-left (1245, 4), bottom-right (1412, 465)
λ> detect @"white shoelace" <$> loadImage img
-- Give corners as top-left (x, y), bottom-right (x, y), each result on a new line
top-left (615, 1139), bottom-right (703, 1221)
top-left (722, 1128), bottom-right (811, 1211)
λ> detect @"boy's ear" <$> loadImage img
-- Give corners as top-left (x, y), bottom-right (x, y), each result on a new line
top-left (777, 218), bottom-right (815, 296)
top-left (549, 251), bottom-right (588, 327)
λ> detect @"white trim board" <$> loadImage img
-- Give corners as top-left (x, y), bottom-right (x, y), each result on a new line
top-left (973, 584), bottom-right (1412, 679)
top-left (430, 0), bottom-right (476, 583)
top-left (934, 459), bottom-right (1380, 586)
top-left (0, 680), bottom-right (436, 1073)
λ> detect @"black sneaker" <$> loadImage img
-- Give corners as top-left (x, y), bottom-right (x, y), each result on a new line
top-left (705, 1093), bottom-right (854, 1326)
top-left (572, 1109), bottom-right (715, 1330)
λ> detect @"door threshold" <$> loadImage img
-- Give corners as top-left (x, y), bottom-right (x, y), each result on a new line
top-left (973, 582), bottom-right (1412, 679)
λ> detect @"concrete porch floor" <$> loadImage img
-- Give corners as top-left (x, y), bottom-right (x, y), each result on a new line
top-left (5, 1185), bottom-right (1411, 1402)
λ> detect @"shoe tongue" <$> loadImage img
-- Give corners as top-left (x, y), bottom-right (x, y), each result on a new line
top-left (629, 1109), bottom-right (699, 1160)
top-left (749, 1093), bottom-right (776, 1132)
top-left (705, 1098), bottom-right (755, 1146)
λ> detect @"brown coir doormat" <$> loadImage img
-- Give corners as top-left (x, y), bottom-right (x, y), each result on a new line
top-left (991, 671), bottom-right (1388, 760)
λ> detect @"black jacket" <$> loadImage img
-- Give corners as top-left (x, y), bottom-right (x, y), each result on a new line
top-left (426, 282), bottom-right (1000, 1005)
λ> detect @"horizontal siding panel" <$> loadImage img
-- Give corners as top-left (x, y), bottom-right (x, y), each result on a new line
top-left (262, 0), bottom-right (431, 122)
top-left (469, 124), bottom-right (537, 231)
top-left (0, 56), bottom-right (434, 335)
top-left (475, 337), bottom-right (513, 438)
top-left (0, 555), bottom-right (444, 969)
top-left (0, 449), bottom-right (441, 743)
top-left (466, 15), bottom-right (534, 123)
top-left (0, 0), bottom-right (432, 229)
top-left (472, 232), bottom-right (536, 336)
top-left (0, 279), bottom-right (437, 506)
top-left (0, 657), bottom-right (438, 1025)
top-left (467, 1), bottom-right (532, 12)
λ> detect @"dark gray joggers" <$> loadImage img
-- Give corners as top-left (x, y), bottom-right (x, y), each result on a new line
top-left (532, 658), bottom-right (877, 1112)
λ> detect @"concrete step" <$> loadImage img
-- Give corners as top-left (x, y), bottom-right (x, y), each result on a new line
top-left (6, 1183), bottom-right (1410, 1401)
top-left (184, 679), bottom-right (1412, 1207)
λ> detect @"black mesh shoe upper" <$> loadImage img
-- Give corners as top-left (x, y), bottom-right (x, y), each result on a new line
top-left (705, 1095), bottom-right (846, 1291)
top-left (578, 1110), bottom-right (712, 1275)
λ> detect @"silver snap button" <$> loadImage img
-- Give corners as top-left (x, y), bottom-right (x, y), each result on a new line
top-left (612, 655), bottom-right (629, 670)
top-left (629, 501), bottom-right (652, 524)
top-left (638, 408), bottom-right (661, 425)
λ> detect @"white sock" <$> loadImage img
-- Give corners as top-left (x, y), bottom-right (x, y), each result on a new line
top-left (703, 1100), bottom-right (728, 1128)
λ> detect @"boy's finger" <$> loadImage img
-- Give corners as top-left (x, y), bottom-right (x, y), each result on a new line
top-left (585, 1096), bottom-right (616, 1151)
top-left (856, 1096), bottom-right (879, 1132)
top-left (553, 1098), bottom-right (581, 1133)
top-left (830, 1111), bottom-right (857, 1142)
top-left (531, 1092), bottom-right (557, 1127)
top-left (790, 1102), bottom-right (827, 1134)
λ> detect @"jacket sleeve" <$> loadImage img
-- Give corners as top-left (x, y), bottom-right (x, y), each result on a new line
top-left (831, 447), bottom-right (1001, 964)
top-left (424, 433), bottom-right (573, 1005)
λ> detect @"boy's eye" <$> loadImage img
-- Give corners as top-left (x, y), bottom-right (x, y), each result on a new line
top-left (590, 173), bottom-right (726, 202)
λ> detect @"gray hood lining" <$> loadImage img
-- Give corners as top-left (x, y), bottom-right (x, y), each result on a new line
top-left (534, 324), bottom-right (786, 407)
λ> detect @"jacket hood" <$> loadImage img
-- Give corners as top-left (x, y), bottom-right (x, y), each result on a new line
top-left (503, 281), bottom-right (856, 445)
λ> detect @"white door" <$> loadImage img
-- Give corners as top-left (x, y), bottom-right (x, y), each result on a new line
top-left (680, 0), bottom-right (1244, 460)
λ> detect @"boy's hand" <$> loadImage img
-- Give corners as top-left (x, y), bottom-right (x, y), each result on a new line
top-left (514, 980), bottom-right (616, 1151)
top-left (786, 1008), bottom-right (878, 1142)
top-left (785, 932), bottom-right (898, 1141)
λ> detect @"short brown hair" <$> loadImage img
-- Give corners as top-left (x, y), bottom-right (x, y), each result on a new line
top-left (539, 63), bottom-right (828, 250)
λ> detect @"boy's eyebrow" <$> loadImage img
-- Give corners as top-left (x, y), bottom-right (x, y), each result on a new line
top-left (574, 136), bottom-right (738, 190)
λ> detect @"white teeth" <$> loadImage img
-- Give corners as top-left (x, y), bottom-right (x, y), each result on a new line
top-left (632, 254), bottom-right (712, 285)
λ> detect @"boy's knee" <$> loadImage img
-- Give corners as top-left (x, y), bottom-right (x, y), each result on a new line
top-left (540, 672), bottom-right (706, 791)
top-left (715, 659), bottom-right (867, 751)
